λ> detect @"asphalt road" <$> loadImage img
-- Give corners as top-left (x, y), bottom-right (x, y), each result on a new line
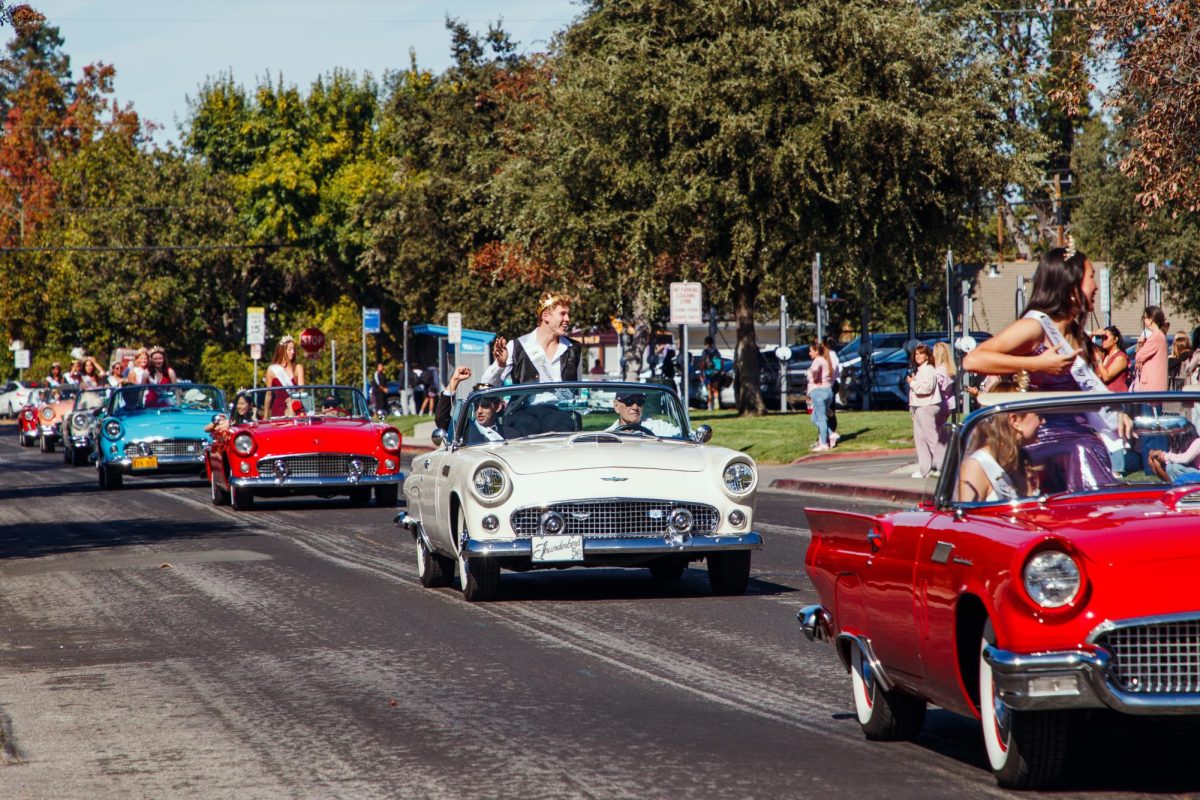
top-left (1, 421), bottom-right (1196, 799)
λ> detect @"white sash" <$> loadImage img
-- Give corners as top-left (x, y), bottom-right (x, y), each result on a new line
top-left (969, 449), bottom-right (1018, 501)
top-left (1024, 311), bottom-right (1122, 452)
top-left (475, 420), bottom-right (505, 442)
top-left (267, 363), bottom-right (294, 387)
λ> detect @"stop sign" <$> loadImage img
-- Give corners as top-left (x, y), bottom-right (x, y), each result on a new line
top-left (299, 327), bottom-right (326, 356)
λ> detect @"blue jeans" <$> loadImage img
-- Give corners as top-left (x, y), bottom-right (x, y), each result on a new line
top-left (1166, 461), bottom-right (1200, 484)
top-left (809, 387), bottom-right (832, 446)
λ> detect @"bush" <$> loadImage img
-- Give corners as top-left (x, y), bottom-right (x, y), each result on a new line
top-left (197, 344), bottom-right (255, 397)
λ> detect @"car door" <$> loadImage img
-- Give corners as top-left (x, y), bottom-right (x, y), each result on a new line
top-left (807, 510), bottom-right (927, 681)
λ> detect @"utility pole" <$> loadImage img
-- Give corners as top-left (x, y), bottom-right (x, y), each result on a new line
top-left (812, 253), bottom-right (825, 342)
top-left (1054, 174), bottom-right (1065, 247)
top-left (779, 294), bottom-right (788, 413)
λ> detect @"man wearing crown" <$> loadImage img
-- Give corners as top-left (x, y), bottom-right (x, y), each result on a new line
top-left (480, 292), bottom-right (582, 386)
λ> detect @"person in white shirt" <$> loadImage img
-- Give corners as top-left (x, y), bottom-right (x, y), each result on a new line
top-left (605, 391), bottom-right (680, 437)
top-left (907, 343), bottom-right (942, 478)
top-left (481, 291), bottom-right (581, 386)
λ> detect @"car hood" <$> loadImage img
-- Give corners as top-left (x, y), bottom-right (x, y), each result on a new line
top-left (240, 416), bottom-right (386, 445)
top-left (486, 437), bottom-right (707, 475)
top-left (1007, 494), bottom-right (1200, 565)
top-left (118, 409), bottom-right (215, 437)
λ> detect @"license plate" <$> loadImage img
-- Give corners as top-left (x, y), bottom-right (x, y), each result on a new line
top-left (530, 535), bottom-right (584, 563)
top-left (131, 455), bottom-right (158, 470)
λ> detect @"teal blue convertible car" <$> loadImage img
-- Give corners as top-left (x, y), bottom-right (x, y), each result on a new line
top-left (95, 383), bottom-right (225, 489)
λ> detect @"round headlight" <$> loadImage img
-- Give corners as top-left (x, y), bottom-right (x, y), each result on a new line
top-left (103, 419), bottom-right (122, 439)
top-left (473, 466), bottom-right (505, 498)
top-left (723, 462), bottom-right (755, 494)
top-left (39, 406), bottom-right (54, 421)
top-left (233, 433), bottom-right (256, 456)
top-left (22, 409), bottom-right (34, 420)
top-left (381, 430), bottom-right (401, 451)
top-left (1023, 550), bottom-right (1081, 608)
top-left (72, 412), bottom-right (91, 431)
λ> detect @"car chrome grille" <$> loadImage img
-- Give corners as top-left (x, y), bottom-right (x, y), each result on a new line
top-left (1098, 619), bottom-right (1200, 694)
top-left (256, 454), bottom-right (378, 478)
top-left (510, 499), bottom-right (720, 538)
top-left (124, 439), bottom-right (205, 457)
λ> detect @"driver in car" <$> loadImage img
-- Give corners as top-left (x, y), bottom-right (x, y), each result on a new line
top-left (605, 392), bottom-right (680, 437)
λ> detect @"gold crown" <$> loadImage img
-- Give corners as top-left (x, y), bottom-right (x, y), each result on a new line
top-left (537, 292), bottom-right (571, 315)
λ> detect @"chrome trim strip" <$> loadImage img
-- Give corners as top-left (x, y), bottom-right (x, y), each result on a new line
top-left (230, 474), bottom-right (402, 488)
top-left (835, 633), bottom-right (893, 691)
top-left (461, 531), bottom-right (762, 559)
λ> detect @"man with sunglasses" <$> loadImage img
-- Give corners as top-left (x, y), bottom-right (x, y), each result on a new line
top-left (605, 391), bottom-right (680, 437)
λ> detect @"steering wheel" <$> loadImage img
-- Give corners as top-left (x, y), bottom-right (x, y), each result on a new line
top-left (618, 422), bottom-right (655, 435)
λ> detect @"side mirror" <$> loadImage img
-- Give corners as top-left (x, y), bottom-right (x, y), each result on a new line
top-left (692, 424), bottom-right (713, 443)
top-left (431, 428), bottom-right (446, 447)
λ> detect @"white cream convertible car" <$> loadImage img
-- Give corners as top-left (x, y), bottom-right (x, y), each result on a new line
top-left (397, 382), bottom-right (762, 601)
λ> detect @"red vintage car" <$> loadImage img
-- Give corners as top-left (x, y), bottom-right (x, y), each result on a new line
top-left (16, 388), bottom-right (54, 447)
top-left (206, 385), bottom-right (403, 511)
top-left (799, 391), bottom-right (1200, 789)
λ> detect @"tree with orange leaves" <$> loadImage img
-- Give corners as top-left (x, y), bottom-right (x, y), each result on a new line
top-left (1061, 2), bottom-right (1200, 213)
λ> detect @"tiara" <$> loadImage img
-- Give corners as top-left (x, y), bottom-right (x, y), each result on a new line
top-left (1064, 234), bottom-right (1077, 260)
top-left (279, 335), bottom-right (295, 344)
top-left (148, 346), bottom-right (164, 355)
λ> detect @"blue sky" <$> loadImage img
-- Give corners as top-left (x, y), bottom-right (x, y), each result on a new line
top-left (18, 1), bottom-right (582, 144)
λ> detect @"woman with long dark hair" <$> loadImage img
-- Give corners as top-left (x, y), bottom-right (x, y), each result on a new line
top-left (963, 245), bottom-right (1121, 492)
top-left (264, 335), bottom-right (305, 418)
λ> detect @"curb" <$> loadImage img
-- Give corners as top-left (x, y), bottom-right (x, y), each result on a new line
top-left (768, 477), bottom-right (929, 506)
top-left (790, 447), bottom-right (915, 464)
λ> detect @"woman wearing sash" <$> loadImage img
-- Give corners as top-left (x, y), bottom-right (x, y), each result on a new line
top-left (963, 245), bottom-right (1122, 492)
top-left (957, 411), bottom-right (1042, 502)
top-left (124, 348), bottom-right (151, 386)
top-left (265, 335), bottom-right (305, 418)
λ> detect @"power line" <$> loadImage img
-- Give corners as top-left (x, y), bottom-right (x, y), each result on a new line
top-left (0, 243), bottom-right (294, 253)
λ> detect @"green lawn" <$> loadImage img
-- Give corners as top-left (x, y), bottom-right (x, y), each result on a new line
top-left (691, 409), bottom-right (915, 464)
top-left (386, 409), bottom-right (916, 465)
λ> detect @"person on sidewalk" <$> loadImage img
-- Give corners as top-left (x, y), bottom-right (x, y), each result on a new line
top-left (805, 341), bottom-right (835, 451)
top-left (824, 336), bottom-right (841, 438)
top-left (907, 344), bottom-right (942, 478)
top-left (932, 341), bottom-right (956, 452)
top-left (1091, 325), bottom-right (1129, 391)
top-left (1133, 306), bottom-right (1168, 392)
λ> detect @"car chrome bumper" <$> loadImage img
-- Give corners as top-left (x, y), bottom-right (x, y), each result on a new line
top-left (984, 645), bottom-right (1200, 714)
top-left (230, 474), bottom-right (402, 489)
top-left (109, 455), bottom-right (205, 474)
top-left (797, 604), bottom-right (834, 643)
top-left (461, 531), bottom-right (762, 558)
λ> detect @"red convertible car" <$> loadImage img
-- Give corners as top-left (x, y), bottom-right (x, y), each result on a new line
top-left (16, 388), bottom-right (53, 447)
top-left (206, 385), bottom-right (403, 511)
top-left (799, 391), bottom-right (1200, 789)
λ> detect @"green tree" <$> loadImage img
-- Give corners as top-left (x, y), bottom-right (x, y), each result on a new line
top-left (487, 0), bottom-right (1031, 413)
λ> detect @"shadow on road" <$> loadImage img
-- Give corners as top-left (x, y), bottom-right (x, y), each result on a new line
top-left (483, 567), bottom-right (796, 603)
top-left (907, 707), bottom-right (1200, 792)
top-left (0, 516), bottom-right (252, 561)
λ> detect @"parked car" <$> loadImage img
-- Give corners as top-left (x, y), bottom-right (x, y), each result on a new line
top-left (15, 388), bottom-right (51, 447)
top-left (840, 332), bottom-right (991, 408)
top-left (206, 385), bottom-right (403, 510)
top-left (95, 383), bottom-right (225, 489)
top-left (799, 391), bottom-right (1200, 788)
top-left (1, 380), bottom-right (38, 417)
top-left (32, 384), bottom-right (79, 453)
top-left (61, 386), bottom-right (110, 466)
top-left (397, 381), bottom-right (762, 602)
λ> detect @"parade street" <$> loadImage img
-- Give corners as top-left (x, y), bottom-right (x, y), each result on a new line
top-left (0, 421), bottom-right (1195, 799)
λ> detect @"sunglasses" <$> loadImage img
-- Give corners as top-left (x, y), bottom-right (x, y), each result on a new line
top-left (617, 395), bottom-right (646, 406)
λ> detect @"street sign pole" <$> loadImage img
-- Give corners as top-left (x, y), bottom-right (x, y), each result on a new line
top-left (362, 307), bottom-right (381, 403)
top-left (447, 312), bottom-right (463, 398)
top-left (246, 306), bottom-right (266, 389)
top-left (331, 340), bottom-right (338, 386)
top-left (670, 282), bottom-right (703, 424)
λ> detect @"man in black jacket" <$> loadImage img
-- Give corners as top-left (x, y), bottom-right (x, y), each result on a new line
top-left (481, 291), bottom-right (581, 386)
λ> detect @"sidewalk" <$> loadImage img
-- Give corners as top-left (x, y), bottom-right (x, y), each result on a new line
top-left (405, 420), bottom-right (931, 506)
top-left (759, 449), bottom-right (933, 506)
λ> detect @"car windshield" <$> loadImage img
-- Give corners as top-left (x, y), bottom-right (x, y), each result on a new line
top-left (242, 386), bottom-right (368, 420)
top-left (951, 393), bottom-right (1200, 506)
top-left (46, 385), bottom-right (80, 402)
top-left (453, 383), bottom-right (690, 445)
top-left (109, 384), bottom-right (223, 414)
top-left (74, 388), bottom-right (109, 411)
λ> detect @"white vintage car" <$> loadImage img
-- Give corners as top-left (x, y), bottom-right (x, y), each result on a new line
top-left (397, 382), bottom-right (762, 601)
